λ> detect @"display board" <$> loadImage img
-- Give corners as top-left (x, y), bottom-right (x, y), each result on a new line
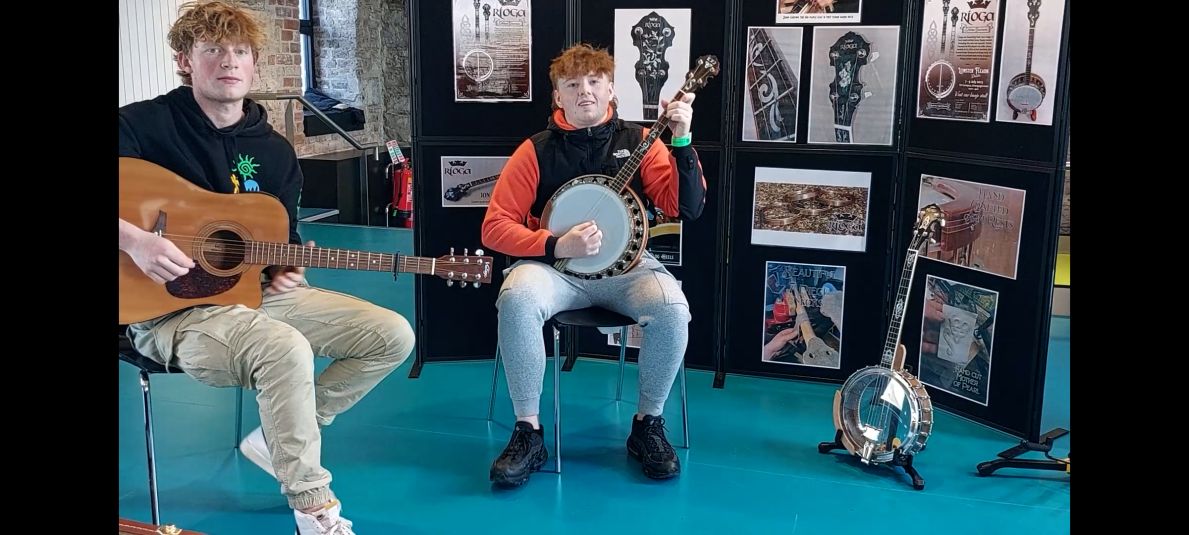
top-left (408, 0), bottom-right (1071, 441)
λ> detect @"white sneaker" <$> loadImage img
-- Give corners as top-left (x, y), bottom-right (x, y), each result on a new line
top-left (239, 426), bottom-right (277, 479)
top-left (295, 500), bottom-right (356, 535)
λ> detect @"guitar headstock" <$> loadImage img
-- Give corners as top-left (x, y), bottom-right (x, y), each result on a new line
top-left (910, 204), bottom-right (947, 251)
top-left (1026, 0), bottom-right (1042, 25)
top-left (436, 248), bottom-right (494, 288)
top-left (631, 12), bottom-right (676, 80)
top-left (681, 55), bottom-right (721, 94)
top-left (828, 32), bottom-right (871, 129)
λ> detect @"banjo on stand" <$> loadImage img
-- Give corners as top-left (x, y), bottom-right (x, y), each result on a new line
top-left (818, 204), bottom-right (946, 490)
top-left (540, 55), bottom-right (720, 279)
top-left (1006, 0), bottom-right (1046, 121)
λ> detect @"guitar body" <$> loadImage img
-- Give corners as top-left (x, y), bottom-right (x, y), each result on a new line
top-left (1006, 72), bottom-right (1046, 120)
top-left (540, 174), bottom-right (648, 279)
top-left (119, 157), bottom-right (287, 324)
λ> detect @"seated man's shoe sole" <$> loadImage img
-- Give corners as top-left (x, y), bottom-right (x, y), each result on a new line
top-left (490, 448), bottom-right (548, 488)
top-left (627, 442), bottom-right (680, 480)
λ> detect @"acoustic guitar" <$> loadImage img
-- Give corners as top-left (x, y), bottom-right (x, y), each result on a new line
top-left (119, 157), bottom-right (493, 324)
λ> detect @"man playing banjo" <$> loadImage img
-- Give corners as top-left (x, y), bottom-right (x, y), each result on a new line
top-left (481, 43), bottom-right (707, 487)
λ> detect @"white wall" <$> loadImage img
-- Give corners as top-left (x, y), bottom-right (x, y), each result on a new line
top-left (119, 0), bottom-right (186, 106)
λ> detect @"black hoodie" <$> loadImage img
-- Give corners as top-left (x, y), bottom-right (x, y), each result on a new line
top-left (118, 86), bottom-right (304, 244)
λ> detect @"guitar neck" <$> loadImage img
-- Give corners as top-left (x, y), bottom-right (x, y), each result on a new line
top-left (608, 113), bottom-right (674, 193)
top-left (244, 242), bottom-right (434, 275)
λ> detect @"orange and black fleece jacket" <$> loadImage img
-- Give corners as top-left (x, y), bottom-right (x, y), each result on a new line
top-left (481, 107), bottom-right (707, 263)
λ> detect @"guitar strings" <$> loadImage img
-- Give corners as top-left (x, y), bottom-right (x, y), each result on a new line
top-left (151, 233), bottom-right (483, 269)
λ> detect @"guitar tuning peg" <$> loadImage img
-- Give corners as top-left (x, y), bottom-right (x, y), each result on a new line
top-left (450, 247), bottom-right (455, 256)
top-left (463, 248), bottom-right (469, 257)
top-left (447, 280), bottom-right (454, 287)
top-left (476, 248), bottom-right (484, 256)
top-left (473, 282), bottom-right (480, 288)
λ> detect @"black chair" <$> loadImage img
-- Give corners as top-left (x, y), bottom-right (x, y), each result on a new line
top-left (119, 330), bottom-right (244, 525)
top-left (486, 307), bottom-right (689, 473)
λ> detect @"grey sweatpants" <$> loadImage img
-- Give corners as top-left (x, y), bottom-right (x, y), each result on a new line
top-left (126, 282), bottom-right (415, 510)
top-left (495, 253), bottom-right (690, 418)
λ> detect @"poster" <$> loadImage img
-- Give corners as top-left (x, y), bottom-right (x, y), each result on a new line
top-left (646, 206), bottom-right (682, 266)
top-left (917, 174), bottom-right (1025, 279)
top-left (916, 0), bottom-right (1001, 122)
top-left (606, 281), bottom-right (682, 348)
top-left (751, 166), bottom-right (871, 252)
top-left (808, 26), bottom-right (900, 144)
top-left (761, 261), bottom-right (845, 369)
top-left (776, 0), bottom-right (862, 24)
top-left (453, 0), bottom-right (532, 102)
top-left (918, 275), bottom-right (997, 406)
top-left (995, 0), bottom-right (1066, 125)
top-left (614, 9), bottom-right (692, 122)
top-left (440, 156), bottom-right (508, 207)
top-left (742, 27), bottom-right (804, 143)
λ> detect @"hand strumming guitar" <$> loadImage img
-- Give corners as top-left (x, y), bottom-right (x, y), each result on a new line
top-left (119, 218), bottom-right (195, 284)
top-left (555, 221), bottom-right (603, 258)
top-left (264, 241), bottom-right (315, 295)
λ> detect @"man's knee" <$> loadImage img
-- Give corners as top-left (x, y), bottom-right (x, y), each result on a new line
top-left (244, 323), bottom-right (316, 388)
top-left (371, 309), bottom-right (416, 367)
top-left (495, 264), bottom-right (555, 320)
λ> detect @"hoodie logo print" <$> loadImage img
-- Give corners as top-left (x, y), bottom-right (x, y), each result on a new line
top-left (234, 154), bottom-right (262, 192)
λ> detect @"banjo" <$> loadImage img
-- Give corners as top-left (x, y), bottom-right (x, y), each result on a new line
top-left (827, 204), bottom-right (945, 486)
top-left (1006, 0), bottom-right (1046, 121)
top-left (540, 55), bottom-right (720, 279)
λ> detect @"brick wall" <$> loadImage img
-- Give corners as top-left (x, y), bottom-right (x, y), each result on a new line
top-left (242, 0), bottom-right (410, 157)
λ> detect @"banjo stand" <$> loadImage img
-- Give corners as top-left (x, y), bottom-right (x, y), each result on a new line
top-left (976, 427), bottom-right (1069, 477)
top-left (819, 429), bottom-right (925, 489)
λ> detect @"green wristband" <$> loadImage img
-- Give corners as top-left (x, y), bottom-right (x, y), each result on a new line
top-left (671, 133), bottom-right (692, 147)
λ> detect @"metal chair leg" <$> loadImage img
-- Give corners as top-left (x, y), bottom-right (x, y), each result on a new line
top-left (139, 370), bottom-right (160, 526)
top-left (679, 360), bottom-right (689, 449)
top-left (487, 346), bottom-right (502, 421)
top-left (616, 326), bottom-right (628, 402)
top-left (551, 325), bottom-right (562, 474)
top-left (234, 387), bottom-right (244, 448)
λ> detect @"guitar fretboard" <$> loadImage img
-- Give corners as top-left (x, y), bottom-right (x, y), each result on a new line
top-left (242, 242), bottom-right (433, 275)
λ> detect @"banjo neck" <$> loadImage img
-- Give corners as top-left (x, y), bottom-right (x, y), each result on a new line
top-left (880, 207), bottom-right (944, 369)
top-left (606, 112), bottom-right (675, 194)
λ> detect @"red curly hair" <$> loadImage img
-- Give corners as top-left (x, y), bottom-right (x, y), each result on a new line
top-left (549, 43), bottom-right (616, 87)
top-left (168, 1), bottom-right (267, 85)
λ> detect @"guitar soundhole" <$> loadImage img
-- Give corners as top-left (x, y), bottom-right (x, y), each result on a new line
top-left (201, 229), bottom-right (247, 270)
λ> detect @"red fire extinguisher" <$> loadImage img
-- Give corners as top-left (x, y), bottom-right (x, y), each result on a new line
top-left (386, 141), bottom-right (414, 228)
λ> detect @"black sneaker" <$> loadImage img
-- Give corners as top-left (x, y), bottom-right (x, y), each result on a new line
top-left (626, 415), bottom-right (680, 479)
top-left (490, 421), bottom-right (548, 488)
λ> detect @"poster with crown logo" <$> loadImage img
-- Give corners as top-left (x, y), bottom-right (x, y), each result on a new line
top-left (916, 0), bottom-right (1001, 122)
top-left (453, 0), bottom-right (532, 102)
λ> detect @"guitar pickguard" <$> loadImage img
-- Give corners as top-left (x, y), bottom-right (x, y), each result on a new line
top-left (165, 265), bottom-right (241, 300)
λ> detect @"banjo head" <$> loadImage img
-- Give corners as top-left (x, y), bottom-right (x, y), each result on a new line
top-left (837, 366), bottom-right (932, 464)
top-left (1007, 73), bottom-right (1046, 112)
top-left (541, 175), bottom-right (647, 278)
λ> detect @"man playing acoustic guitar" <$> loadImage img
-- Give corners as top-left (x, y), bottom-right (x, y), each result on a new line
top-left (481, 44), bottom-right (707, 487)
top-left (117, 2), bottom-right (413, 533)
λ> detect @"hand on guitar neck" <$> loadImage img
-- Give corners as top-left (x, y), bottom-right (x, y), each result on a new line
top-left (264, 240), bottom-right (316, 295)
top-left (658, 93), bottom-right (696, 138)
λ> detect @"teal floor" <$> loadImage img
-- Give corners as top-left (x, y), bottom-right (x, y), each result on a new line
top-left (119, 223), bottom-right (1070, 534)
